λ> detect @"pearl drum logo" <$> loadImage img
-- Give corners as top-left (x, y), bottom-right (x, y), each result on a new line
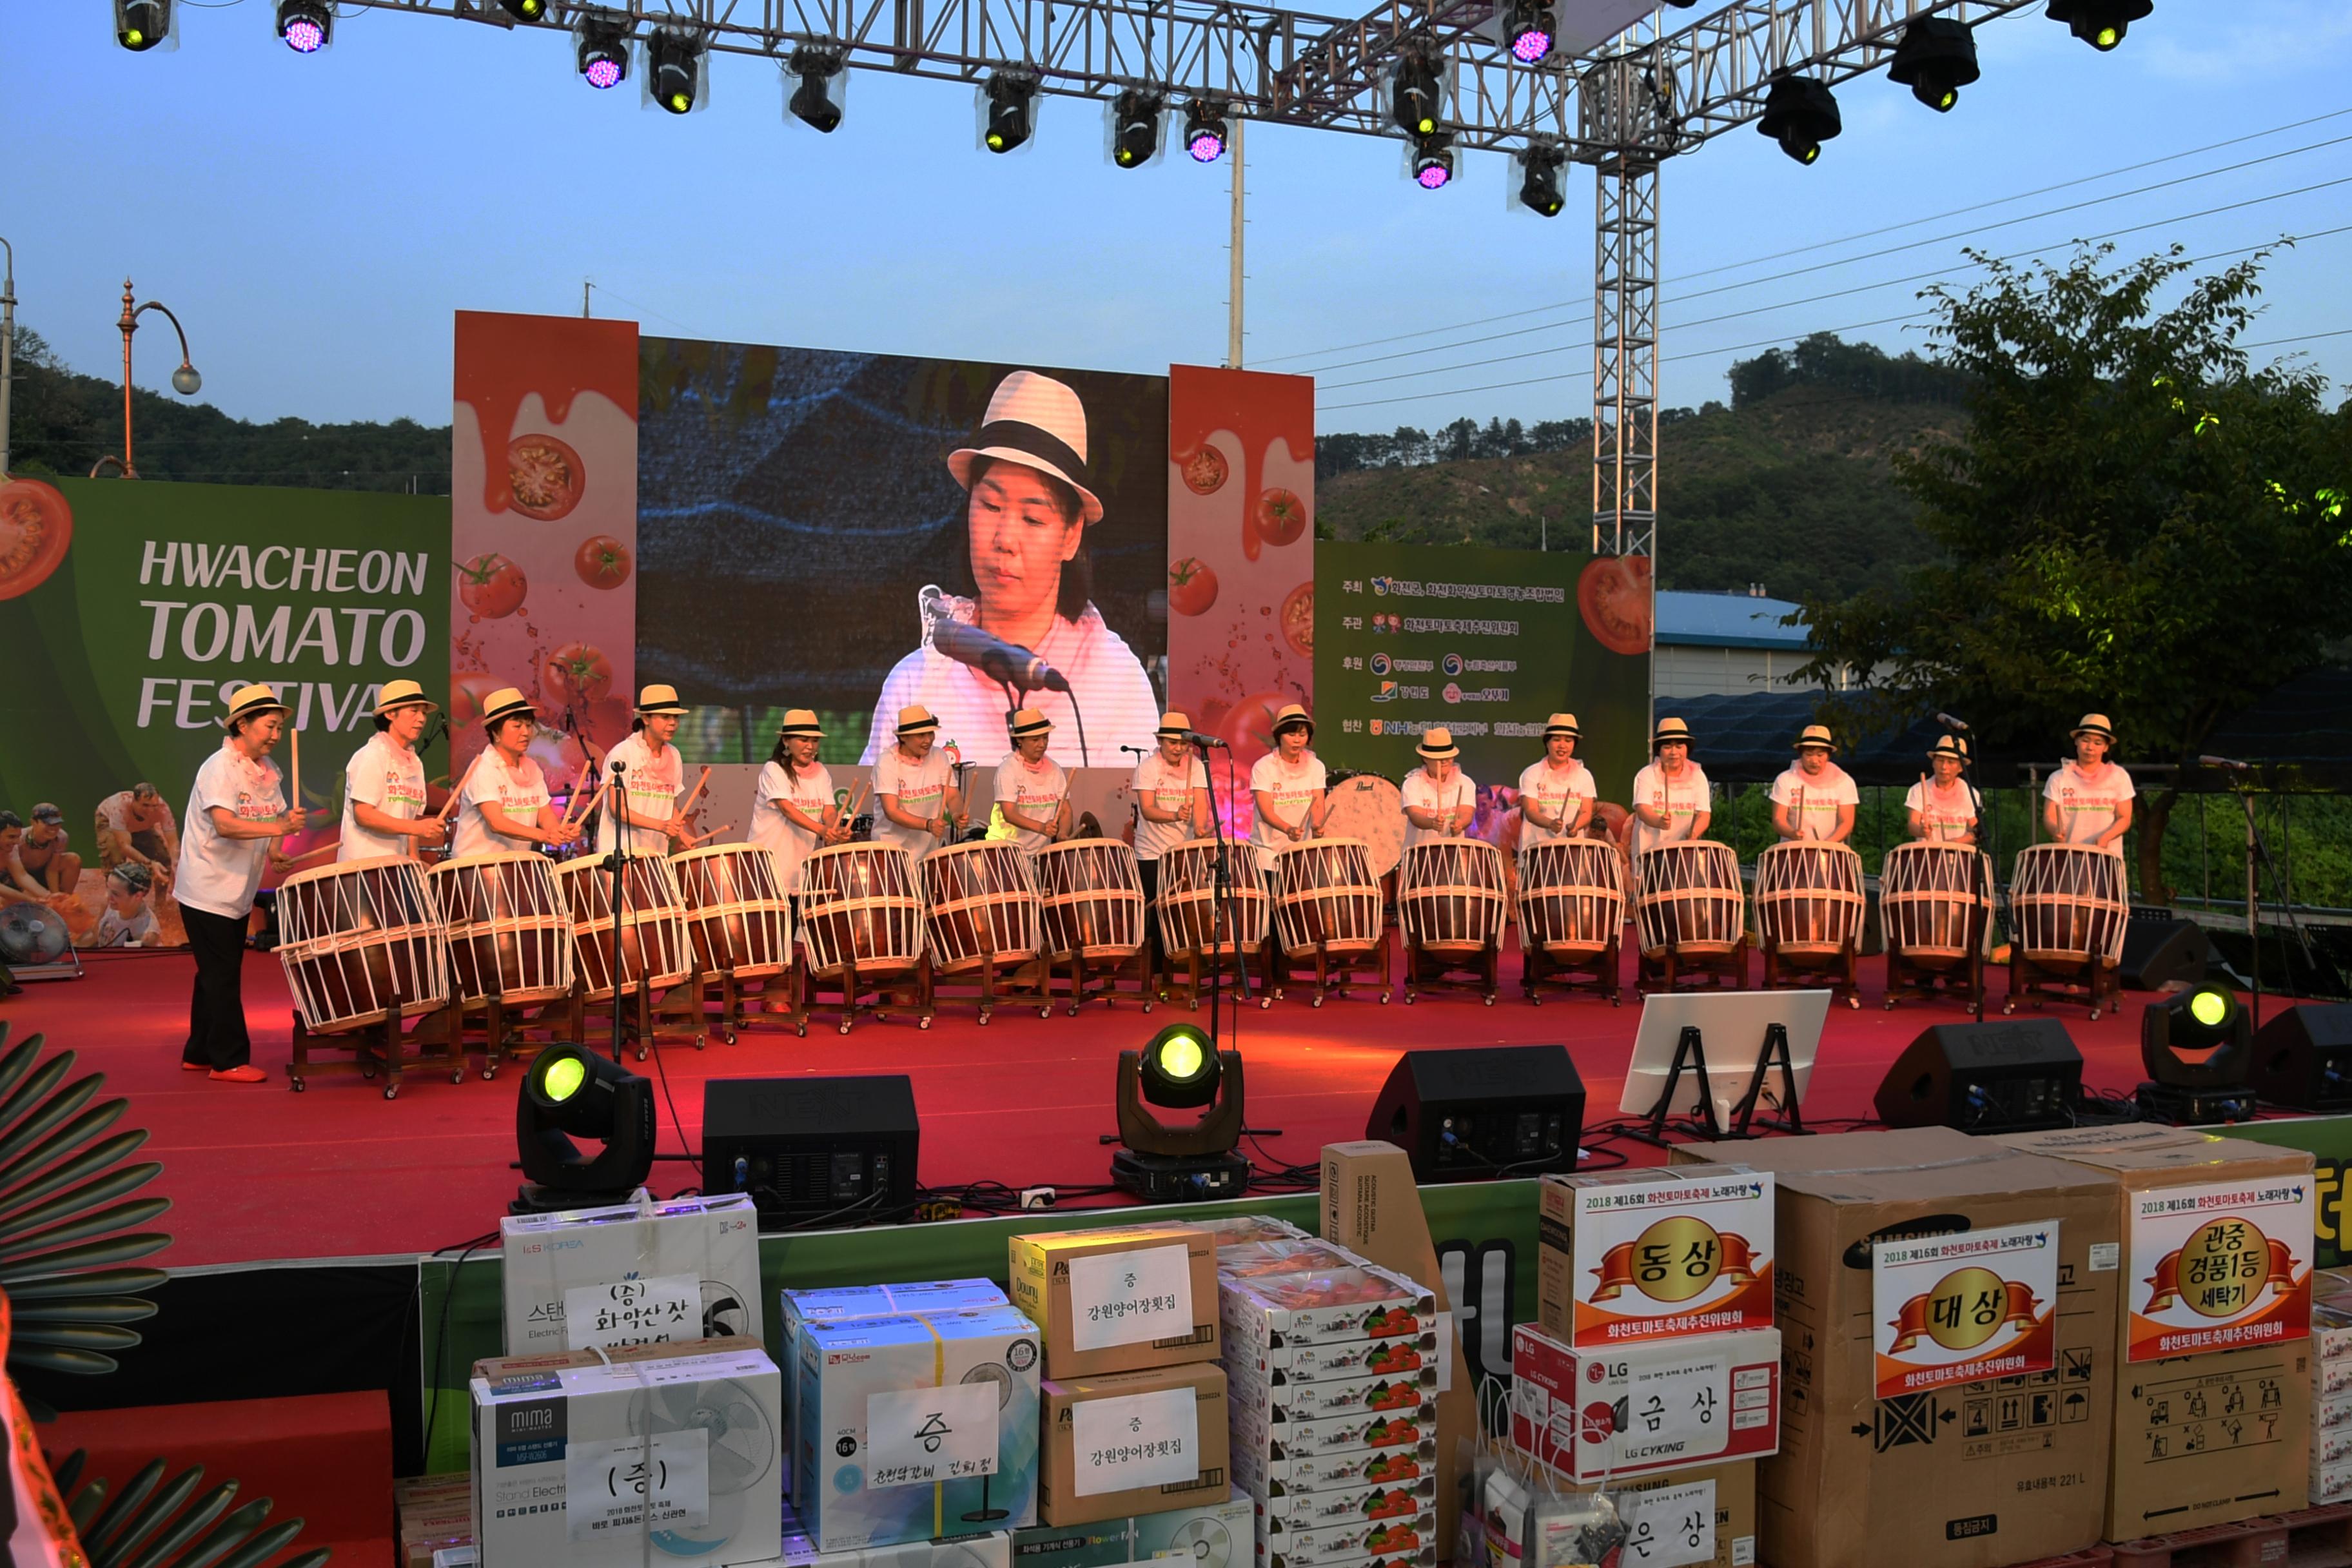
top-left (1871, 1220), bottom-right (2059, 1399)
top-left (2128, 1178), bottom-right (2313, 1362)
top-left (1556, 1170), bottom-right (1776, 1346)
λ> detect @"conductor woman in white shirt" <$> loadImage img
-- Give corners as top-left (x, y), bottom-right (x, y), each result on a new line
top-left (175, 683), bottom-right (308, 1084)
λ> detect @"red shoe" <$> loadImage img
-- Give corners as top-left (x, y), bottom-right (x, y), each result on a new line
top-left (206, 1066), bottom-right (267, 1084)
top-left (181, 1061), bottom-right (209, 1072)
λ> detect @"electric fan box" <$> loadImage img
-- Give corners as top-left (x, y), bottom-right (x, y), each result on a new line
top-left (1008, 1487), bottom-right (1254, 1568)
top-left (500, 1191), bottom-right (763, 1357)
top-left (796, 1304), bottom-right (1044, 1552)
top-left (783, 1281), bottom-right (1013, 1502)
top-left (468, 1335), bottom-right (783, 1568)
top-left (779, 1504), bottom-right (1014, 1568)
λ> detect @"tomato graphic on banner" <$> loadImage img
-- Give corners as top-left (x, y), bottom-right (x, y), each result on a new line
top-left (2126, 1177), bottom-right (2312, 1362)
top-left (1872, 1220), bottom-right (2059, 1399)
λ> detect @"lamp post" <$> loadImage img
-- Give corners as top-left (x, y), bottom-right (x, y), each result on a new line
top-left (93, 277), bottom-right (201, 479)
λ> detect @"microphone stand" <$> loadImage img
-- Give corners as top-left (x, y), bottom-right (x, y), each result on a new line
top-left (603, 758), bottom-right (631, 1065)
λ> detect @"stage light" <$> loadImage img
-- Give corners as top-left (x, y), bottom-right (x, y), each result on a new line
top-left (1516, 142), bottom-right (1565, 215)
top-left (498, 0), bottom-right (547, 19)
top-left (276, 0), bottom-right (330, 53)
top-left (115, 0), bottom-right (170, 50)
top-left (1184, 98), bottom-right (1229, 163)
top-left (576, 17), bottom-right (629, 90)
top-left (984, 73), bottom-right (1037, 153)
top-left (1391, 55), bottom-right (1442, 137)
top-left (514, 1044), bottom-right (656, 1212)
top-left (1758, 76), bottom-right (1839, 164)
top-left (2137, 982), bottom-right (2257, 1124)
top-left (1110, 88), bottom-right (1162, 167)
top-left (1886, 18), bottom-right (1979, 112)
top-left (1413, 132), bottom-right (1455, 190)
top-left (1111, 1024), bottom-right (1249, 1202)
top-left (1503, 0), bottom-right (1555, 64)
top-left (789, 48), bottom-right (845, 133)
top-left (649, 30), bottom-right (703, 114)
top-left (2048, 0), bottom-right (2153, 51)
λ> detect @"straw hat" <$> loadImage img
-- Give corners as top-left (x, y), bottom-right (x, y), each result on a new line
top-left (1008, 708), bottom-right (1053, 738)
top-left (1793, 723), bottom-right (1837, 753)
top-left (1416, 727), bottom-right (1460, 760)
top-left (219, 682), bottom-right (290, 730)
top-left (1652, 716), bottom-right (1693, 750)
top-left (1155, 710), bottom-right (1193, 738)
top-left (1544, 712), bottom-right (1580, 739)
top-left (896, 705), bottom-right (940, 736)
top-left (945, 371), bottom-right (1104, 525)
top-left (634, 683), bottom-right (689, 716)
top-left (1926, 735), bottom-right (1969, 765)
top-left (374, 678), bottom-right (438, 717)
top-left (776, 709), bottom-right (824, 738)
top-left (2070, 712), bottom-right (2116, 742)
top-left (480, 687), bottom-right (536, 730)
top-left (1271, 703), bottom-right (1315, 740)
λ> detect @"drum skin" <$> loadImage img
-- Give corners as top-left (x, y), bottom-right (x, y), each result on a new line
top-left (276, 856), bottom-right (449, 1033)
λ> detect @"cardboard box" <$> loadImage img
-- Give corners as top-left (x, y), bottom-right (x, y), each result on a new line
top-left (1583, 1461), bottom-right (1756, 1568)
top-left (779, 1504), bottom-right (1014, 1568)
top-left (1246, 1467), bottom-right (1437, 1530)
top-left (2317, 1386), bottom-right (2352, 1432)
top-left (2317, 1300), bottom-right (2352, 1362)
top-left (469, 1335), bottom-right (782, 1568)
top-left (1256, 1498), bottom-right (1433, 1566)
top-left (396, 1474), bottom-right (471, 1508)
top-left (1225, 1355), bottom-right (1435, 1420)
top-left (1008, 1489), bottom-right (1254, 1568)
top-left (1199, 1217), bottom-right (1314, 1250)
top-left (1230, 1438), bottom-right (1436, 1499)
top-left (2317, 1456), bottom-right (2352, 1504)
top-left (1221, 1331), bottom-right (1438, 1386)
top-left (784, 1280), bottom-right (1013, 1499)
top-left (1536, 1167), bottom-right (1776, 1348)
top-left (1996, 1123), bottom-right (2316, 1538)
top-left (1039, 1362), bottom-right (1231, 1527)
top-left (1217, 1240), bottom-right (1358, 1280)
top-left (1674, 1126), bottom-right (2117, 1568)
top-left (1509, 1324), bottom-right (1781, 1484)
top-left (1231, 1399), bottom-right (1433, 1460)
top-left (796, 1306), bottom-right (1044, 1551)
top-left (500, 1193), bottom-right (762, 1356)
top-left (1219, 1266), bottom-right (1433, 1357)
top-left (1009, 1226), bottom-right (1220, 1379)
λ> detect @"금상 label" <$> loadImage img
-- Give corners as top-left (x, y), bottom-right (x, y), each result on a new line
top-left (1872, 1220), bottom-right (2060, 1399)
top-left (2128, 1176), bottom-right (2313, 1362)
top-left (866, 1382), bottom-right (999, 1488)
top-left (564, 1274), bottom-right (699, 1350)
top-left (1618, 1353), bottom-right (1731, 1470)
top-left (1070, 1386), bottom-right (1199, 1497)
top-left (1616, 1479), bottom-right (1717, 1568)
top-left (564, 1430), bottom-right (709, 1542)
top-left (1068, 1245), bottom-right (1193, 1352)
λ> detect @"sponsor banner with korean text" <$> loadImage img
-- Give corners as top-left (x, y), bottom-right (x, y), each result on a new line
top-left (2126, 1175), bottom-right (2313, 1362)
top-left (1871, 1219), bottom-right (2060, 1399)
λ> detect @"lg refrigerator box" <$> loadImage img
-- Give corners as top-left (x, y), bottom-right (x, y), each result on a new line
top-left (783, 1280), bottom-right (1012, 1500)
top-left (500, 1192), bottom-right (761, 1356)
top-left (796, 1306), bottom-right (1044, 1552)
top-left (1008, 1225), bottom-right (1220, 1378)
top-left (1997, 1123), bottom-right (2316, 1538)
top-left (1536, 1167), bottom-right (1776, 1346)
top-left (1509, 1323), bottom-right (1782, 1484)
top-left (1039, 1361), bottom-right (1231, 1526)
top-left (1676, 1126), bottom-right (2117, 1568)
top-left (468, 1335), bottom-right (782, 1568)
top-left (1009, 1489), bottom-right (1253, 1568)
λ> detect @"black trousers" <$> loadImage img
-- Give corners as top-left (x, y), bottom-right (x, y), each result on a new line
top-left (1138, 859), bottom-right (1162, 974)
top-left (181, 902), bottom-right (253, 1071)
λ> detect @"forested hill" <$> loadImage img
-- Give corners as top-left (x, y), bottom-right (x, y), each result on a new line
top-left (1315, 333), bottom-right (1972, 600)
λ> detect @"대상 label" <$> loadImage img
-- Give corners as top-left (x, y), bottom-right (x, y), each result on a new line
top-left (1070, 1386), bottom-right (1199, 1498)
top-left (1872, 1219), bottom-right (2060, 1399)
top-left (1616, 1479), bottom-right (1716, 1568)
top-left (866, 1381), bottom-right (999, 1488)
top-left (2128, 1175), bottom-right (2314, 1362)
top-left (564, 1274), bottom-right (700, 1350)
top-left (563, 1430), bottom-right (710, 1543)
top-left (1068, 1245), bottom-right (1193, 1353)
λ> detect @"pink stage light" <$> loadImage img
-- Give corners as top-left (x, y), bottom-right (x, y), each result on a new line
top-left (1416, 162), bottom-right (1450, 190)
top-left (1188, 129), bottom-right (1225, 162)
top-left (1509, 27), bottom-right (1552, 63)
top-left (583, 56), bottom-right (623, 88)
top-left (283, 15), bottom-right (326, 51)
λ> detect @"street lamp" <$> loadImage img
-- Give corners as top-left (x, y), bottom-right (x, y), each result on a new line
top-left (92, 278), bottom-right (201, 479)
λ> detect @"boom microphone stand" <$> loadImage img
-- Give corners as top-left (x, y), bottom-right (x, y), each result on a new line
top-left (603, 757), bottom-right (631, 1064)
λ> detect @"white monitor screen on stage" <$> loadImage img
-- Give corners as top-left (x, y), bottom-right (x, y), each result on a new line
top-left (1618, 989), bottom-right (1832, 1130)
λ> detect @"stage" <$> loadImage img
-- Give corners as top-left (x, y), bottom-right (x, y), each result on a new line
top-left (0, 943), bottom-right (2171, 1270)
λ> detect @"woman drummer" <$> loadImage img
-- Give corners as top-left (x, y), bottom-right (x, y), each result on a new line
top-left (175, 683), bottom-right (309, 1084)
top-left (1132, 712), bottom-right (1211, 972)
top-left (1516, 713), bottom-right (1595, 847)
top-left (449, 688), bottom-right (582, 858)
top-left (1629, 716), bottom-right (1711, 861)
top-left (1250, 704), bottom-right (1328, 850)
top-left (992, 708), bottom-right (1072, 855)
top-left (1769, 723), bottom-right (1858, 844)
top-left (1401, 727), bottom-right (1475, 850)
top-left (874, 705), bottom-right (966, 856)
top-left (751, 709), bottom-right (849, 896)
top-left (1906, 736), bottom-right (1978, 845)
top-left (2043, 712), bottom-right (2133, 855)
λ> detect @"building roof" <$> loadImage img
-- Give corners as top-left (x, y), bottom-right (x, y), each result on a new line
top-left (1655, 591), bottom-right (1812, 651)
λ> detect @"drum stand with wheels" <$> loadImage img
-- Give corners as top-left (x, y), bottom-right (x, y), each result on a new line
top-left (1160, 941), bottom-right (1274, 1012)
top-left (1277, 930), bottom-right (1392, 1008)
top-left (1637, 936), bottom-right (1750, 996)
top-left (465, 995), bottom-right (573, 1079)
top-left (1521, 932), bottom-right (1622, 1006)
top-left (2005, 949), bottom-right (2120, 1020)
top-left (930, 952), bottom-right (1048, 1026)
top-left (801, 956), bottom-right (935, 1037)
top-left (1885, 907), bottom-right (1991, 1014)
top-left (1759, 937), bottom-right (1861, 1008)
top-left (576, 972), bottom-right (709, 1061)
top-left (1046, 943), bottom-right (1155, 1016)
top-left (1402, 936), bottom-right (1498, 1005)
top-left (289, 990), bottom-right (468, 1101)
top-left (696, 957), bottom-right (803, 1044)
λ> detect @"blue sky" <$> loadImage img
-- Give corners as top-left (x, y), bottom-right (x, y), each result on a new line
top-left (8, 0), bottom-right (2347, 434)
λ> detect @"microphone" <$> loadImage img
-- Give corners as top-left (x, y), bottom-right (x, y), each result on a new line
top-left (1119, 745), bottom-right (1148, 755)
top-left (918, 583), bottom-right (1070, 693)
top-left (1184, 730), bottom-right (1230, 749)
top-left (2200, 754), bottom-right (2253, 772)
top-left (611, 759), bottom-right (626, 776)
top-left (1936, 712), bottom-right (1970, 732)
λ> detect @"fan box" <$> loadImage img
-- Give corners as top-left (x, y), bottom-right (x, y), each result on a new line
top-left (783, 1280), bottom-right (1012, 1500)
top-left (1509, 1324), bottom-right (1781, 1485)
top-left (1008, 1488), bottom-right (1254, 1568)
top-left (501, 1192), bottom-right (761, 1356)
top-left (780, 1505), bottom-right (1012, 1568)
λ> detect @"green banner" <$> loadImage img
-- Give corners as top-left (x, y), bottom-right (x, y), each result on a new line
top-left (1314, 542), bottom-right (1650, 796)
top-left (2222, 1115), bottom-right (2352, 1268)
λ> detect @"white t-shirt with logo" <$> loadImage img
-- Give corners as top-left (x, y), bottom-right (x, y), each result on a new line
top-left (1769, 763), bottom-right (1860, 841)
top-left (596, 732), bottom-right (687, 858)
top-left (338, 733), bottom-right (429, 863)
top-left (1516, 759), bottom-right (1598, 848)
top-left (873, 746), bottom-right (954, 856)
top-left (2044, 761), bottom-right (2135, 854)
top-left (1130, 754), bottom-right (1208, 861)
top-left (451, 749), bottom-right (553, 859)
top-left (174, 744), bottom-right (286, 919)
top-left (1629, 761), bottom-right (1711, 860)
top-left (1401, 767), bottom-right (1477, 852)
top-left (1905, 778), bottom-right (1978, 843)
top-left (992, 754), bottom-right (1070, 856)
top-left (750, 760), bottom-right (836, 894)
top-left (1250, 752), bottom-right (1328, 850)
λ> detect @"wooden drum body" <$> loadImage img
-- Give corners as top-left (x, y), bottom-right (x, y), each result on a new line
top-left (1399, 838), bottom-right (1506, 954)
top-left (1517, 839), bottom-right (1624, 960)
top-left (799, 843), bottom-right (925, 979)
top-left (1754, 843), bottom-right (1865, 958)
top-left (276, 856), bottom-right (449, 1035)
top-left (557, 856), bottom-right (693, 1002)
top-left (2011, 843), bottom-right (2128, 972)
top-left (430, 851), bottom-right (574, 1008)
top-left (1273, 839), bottom-right (1384, 957)
top-left (1634, 842), bottom-right (1745, 957)
top-left (921, 842), bottom-right (1038, 974)
top-left (1880, 842), bottom-right (1991, 972)
top-left (673, 845), bottom-right (792, 981)
top-left (1157, 839), bottom-right (1269, 959)
top-left (1037, 841), bottom-right (1146, 962)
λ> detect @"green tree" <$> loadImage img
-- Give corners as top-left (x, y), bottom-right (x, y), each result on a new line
top-left (1795, 244), bottom-right (2352, 900)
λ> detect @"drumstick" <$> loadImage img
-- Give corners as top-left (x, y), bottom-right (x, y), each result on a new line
top-left (281, 839), bottom-right (338, 868)
top-left (680, 822), bottom-right (733, 849)
top-left (288, 721), bottom-right (302, 810)
top-left (676, 766), bottom-right (712, 823)
top-left (439, 747), bottom-right (484, 822)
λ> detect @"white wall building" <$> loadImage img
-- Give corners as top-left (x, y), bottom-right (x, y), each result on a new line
top-left (1653, 589), bottom-right (1847, 699)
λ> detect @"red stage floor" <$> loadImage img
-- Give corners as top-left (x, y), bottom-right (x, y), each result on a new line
top-left (1, 947), bottom-right (2174, 1268)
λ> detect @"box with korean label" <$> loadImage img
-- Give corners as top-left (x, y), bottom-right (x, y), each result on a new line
top-left (783, 1281), bottom-right (1013, 1500)
top-left (1223, 1329), bottom-right (1438, 1386)
top-left (1487, 1461), bottom-right (1754, 1568)
top-left (469, 1335), bottom-right (782, 1568)
top-left (1536, 1166), bottom-right (1775, 1348)
top-left (1219, 1266), bottom-right (1433, 1359)
top-left (500, 1192), bottom-right (762, 1357)
top-left (1230, 1436), bottom-right (1436, 1500)
top-left (1010, 1226), bottom-right (1220, 1379)
top-left (1009, 1489), bottom-right (1253, 1568)
top-left (796, 1306), bottom-right (1043, 1552)
top-left (2319, 1458), bottom-right (2352, 1504)
top-left (1039, 1361), bottom-right (1230, 1526)
top-left (1256, 1501), bottom-right (1434, 1568)
top-left (1509, 1323), bottom-right (1779, 1484)
top-left (2316, 1300), bottom-right (2352, 1362)
top-left (1231, 1400), bottom-right (1433, 1462)
top-left (779, 1504), bottom-right (1014, 1568)
top-left (1225, 1355), bottom-right (1435, 1421)
top-left (1246, 1465), bottom-right (1436, 1533)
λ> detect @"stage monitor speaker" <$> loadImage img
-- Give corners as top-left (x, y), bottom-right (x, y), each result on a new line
top-left (2121, 917), bottom-right (2210, 992)
top-left (702, 1074), bottom-right (919, 1228)
top-left (1366, 1044), bottom-right (1583, 1181)
top-left (1874, 1019), bottom-right (2083, 1133)
top-left (2251, 1002), bottom-right (2352, 1112)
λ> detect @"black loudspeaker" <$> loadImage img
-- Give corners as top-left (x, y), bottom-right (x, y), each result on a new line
top-left (1366, 1044), bottom-right (1583, 1181)
top-left (2121, 917), bottom-right (2210, 991)
top-left (2251, 1003), bottom-right (2352, 1111)
top-left (1874, 1019), bottom-right (2084, 1133)
top-left (702, 1074), bottom-right (919, 1228)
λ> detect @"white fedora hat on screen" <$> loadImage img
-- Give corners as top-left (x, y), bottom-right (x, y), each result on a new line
top-left (946, 371), bottom-right (1104, 526)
